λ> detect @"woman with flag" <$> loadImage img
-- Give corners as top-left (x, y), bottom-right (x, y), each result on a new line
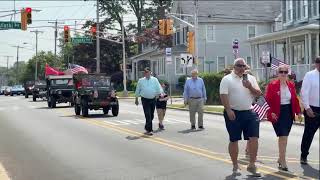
top-left (265, 64), bottom-right (302, 171)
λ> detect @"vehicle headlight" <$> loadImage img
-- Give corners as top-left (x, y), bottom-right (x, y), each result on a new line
top-left (57, 90), bottom-right (62, 94)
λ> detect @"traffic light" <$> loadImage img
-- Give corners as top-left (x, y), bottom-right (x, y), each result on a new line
top-left (90, 24), bottom-right (97, 38)
top-left (165, 19), bottom-right (173, 35)
top-left (158, 19), bottom-right (165, 35)
top-left (20, 8), bottom-right (27, 31)
top-left (64, 25), bottom-right (70, 43)
top-left (187, 31), bottom-right (195, 54)
top-left (25, 7), bottom-right (32, 24)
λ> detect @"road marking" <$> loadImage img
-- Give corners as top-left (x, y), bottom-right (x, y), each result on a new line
top-left (0, 163), bottom-right (10, 180)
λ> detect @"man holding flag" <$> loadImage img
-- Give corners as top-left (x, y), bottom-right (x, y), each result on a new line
top-left (220, 58), bottom-right (262, 177)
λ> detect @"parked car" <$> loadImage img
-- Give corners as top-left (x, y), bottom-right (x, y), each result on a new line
top-left (10, 85), bottom-right (25, 96)
top-left (0, 86), bottom-right (8, 95)
top-left (4, 86), bottom-right (12, 96)
top-left (24, 81), bottom-right (34, 98)
top-left (73, 73), bottom-right (119, 117)
top-left (46, 75), bottom-right (74, 108)
top-left (32, 80), bottom-right (47, 101)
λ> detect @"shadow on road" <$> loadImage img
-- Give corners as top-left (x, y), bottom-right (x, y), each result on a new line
top-left (126, 135), bottom-right (152, 140)
top-left (301, 164), bottom-right (320, 179)
top-left (36, 106), bottom-right (71, 109)
top-left (178, 129), bottom-right (203, 134)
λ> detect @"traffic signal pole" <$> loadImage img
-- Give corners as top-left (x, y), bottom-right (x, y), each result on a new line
top-left (122, 15), bottom-right (128, 97)
top-left (30, 30), bottom-right (44, 81)
top-left (96, 0), bottom-right (100, 73)
top-left (194, 0), bottom-right (199, 68)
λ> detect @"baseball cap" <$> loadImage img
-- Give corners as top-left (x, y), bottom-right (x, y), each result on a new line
top-left (144, 67), bottom-right (151, 72)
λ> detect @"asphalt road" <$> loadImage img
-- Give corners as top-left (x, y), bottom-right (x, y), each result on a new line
top-left (0, 96), bottom-right (319, 180)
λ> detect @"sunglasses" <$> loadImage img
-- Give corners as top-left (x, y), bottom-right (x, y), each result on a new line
top-left (279, 71), bottom-right (288, 74)
top-left (235, 64), bottom-right (246, 68)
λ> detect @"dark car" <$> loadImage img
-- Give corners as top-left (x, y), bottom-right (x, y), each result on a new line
top-left (32, 80), bottom-right (47, 101)
top-left (24, 81), bottom-right (34, 98)
top-left (46, 75), bottom-right (74, 108)
top-left (10, 85), bottom-right (25, 96)
top-left (73, 73), bottom-right (119, 117)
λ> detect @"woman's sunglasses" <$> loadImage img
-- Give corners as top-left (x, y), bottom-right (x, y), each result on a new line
top-left (279, 70), bottom-right (288, 74)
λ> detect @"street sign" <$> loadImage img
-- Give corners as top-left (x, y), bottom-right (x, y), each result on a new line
top-left (205, 60), bottom-right (214, 64)
top-left (0, 21), bottom-right (21, 30)
top-left (180, 53), bottom-right (193, 67)
top-left (166, 56), bottom-right (172, 64)
top-left (165, 48), bottom-right (171, 56)
top-left (262, 51), bottom-right (270, 64)
top-left (71, 37), bottom-right (92, 44)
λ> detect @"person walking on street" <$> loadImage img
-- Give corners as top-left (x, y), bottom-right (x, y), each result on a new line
top-left (135, 67), bottom-right (162, 136)
top-left (220, 58), bottom-right (262, 176)
top-left (156, 82), bottom-right (169, 130)
top-left (300, 56), bottom-right (320, 165)
top-left (265, 64), bottom-right (302, 171)
top-left (183, 69), bottom-right (207, 130)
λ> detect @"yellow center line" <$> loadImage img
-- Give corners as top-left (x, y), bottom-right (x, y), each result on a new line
top-left (0, 163), bottom-right (10, 180)
top-left (59, 109), bottom-right (317, 179)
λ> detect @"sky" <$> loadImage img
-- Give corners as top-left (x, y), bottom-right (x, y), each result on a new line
top-left (0, 1), bottom-right (136, 68)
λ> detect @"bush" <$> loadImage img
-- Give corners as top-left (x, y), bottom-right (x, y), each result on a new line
top-left (127, 80), bottom-right (137, 91)
top-left (178, 75), bottom-right (188, 89)
top-left (199, 72), bottom-right (224, 105)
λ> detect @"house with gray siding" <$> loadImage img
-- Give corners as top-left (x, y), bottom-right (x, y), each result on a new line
top-left (248, 0), bottom-right (319, 81)
top-left (129, 1), bottom-right (281, 88)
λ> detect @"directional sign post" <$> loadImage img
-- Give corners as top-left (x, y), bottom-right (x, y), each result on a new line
top-left (71, 37), bottom-right (92, 45)
top-left (0, 21), bottom-right (21, 30)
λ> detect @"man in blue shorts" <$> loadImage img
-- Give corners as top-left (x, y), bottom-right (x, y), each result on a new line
top-left (220, 58), bottom-right (262, 177)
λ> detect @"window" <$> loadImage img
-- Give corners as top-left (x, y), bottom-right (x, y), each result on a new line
top-left (158, 57), bottom-right (165, 75)
top-left (286, 0), bottom-right (293, 23)
top-left (311, 0), bottom-right (319, 17)
top-left (217, 56), bottom-right (226, 72)
top-left (296, 0), bottom-right (301, 20)
top-left (206, 25), bottom-right (216, 42)
top-left (175, 56), bottom-right (184, 75)
top-left (292, 43), bottom-right (306, 65)
top-left (246, 57), bottom-right (252, 68)
top-left (175, 31), bottom-right (181, 45)
top-left (301, 0), bottom-right (308, 19)
top-left (247, 25), bottom-right (256, 38)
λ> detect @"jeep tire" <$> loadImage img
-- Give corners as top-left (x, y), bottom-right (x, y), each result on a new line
top-left (112, 104), bottom-right (119, 116)
top-left (75, 104), bottom-right (81, 115)
top-left (103, 107), bottom-right (109, 115)
top-left (33, 95), bottom-right (36, 102)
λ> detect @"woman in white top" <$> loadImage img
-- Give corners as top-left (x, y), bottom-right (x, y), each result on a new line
top-left (265, 65), bottom-right (302, 171)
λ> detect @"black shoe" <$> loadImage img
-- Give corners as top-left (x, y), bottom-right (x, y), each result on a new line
top-left (300, 157), bottom-right (308, 165)
top-left (159, 123), bottom-right (164, 130)
top-left (191, 125), bottom-right (196, 130)
top-left (144, 131), bottom-right (153, 136)
top-left (198, 126), bottom-right (204, 130)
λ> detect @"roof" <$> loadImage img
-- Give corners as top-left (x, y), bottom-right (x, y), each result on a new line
top-left (173, 1), bottom-right (281, 23)
top-left (46, 75), bottom-right (73, 80)
top-left (247, 24), bottom-right (320, 44)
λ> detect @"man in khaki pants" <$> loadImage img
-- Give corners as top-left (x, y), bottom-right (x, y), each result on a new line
top-left (183, 69), bottom-right (207, 130)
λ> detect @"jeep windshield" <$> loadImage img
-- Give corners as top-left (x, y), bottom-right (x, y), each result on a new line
top-left (51, 79), bottom-right (73, 86)
top-left (78, 76), bottom-right (110, 88)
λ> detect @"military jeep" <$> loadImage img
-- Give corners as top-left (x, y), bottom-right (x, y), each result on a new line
top-left (46, 75), bottom-right (74, 108)
top-left (32, 80), bottom-right (47, 101)
top-left (73, 74), bottom-right (119, 117)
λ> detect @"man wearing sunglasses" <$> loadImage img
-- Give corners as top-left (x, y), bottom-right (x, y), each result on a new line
top-left (300, 56), bottom-right (320, 164)
top-left (220, 58), bottom-right (262, 176)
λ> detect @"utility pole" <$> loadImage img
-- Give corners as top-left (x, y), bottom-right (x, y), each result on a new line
top-left (30, 30), bottom-right (44, 81)
top-left (96, 0), bottom-right (100, 73)
top-left (48, 20), bottom-right (63, 57)
top-left (3, 56), bottom-right (13, 77)
top-left (122, 15), bottom-right (128, 96)
top-left (194, 0), bottom-right (199, 69)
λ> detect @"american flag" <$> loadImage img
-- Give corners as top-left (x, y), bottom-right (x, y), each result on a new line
top-left (271, 57), bottom-right (287, 70)
top-left (252, 96), bottom-right (270, 121)
top-left (68, 63), bottom-right (88, 74)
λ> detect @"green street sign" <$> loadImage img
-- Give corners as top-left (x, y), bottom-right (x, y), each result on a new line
top-left (71, 37), bottom-right (92, 44)
top-left (205, 60), bottom-right (214, 64)
top-left (0, 21), bottom-right (21, 30)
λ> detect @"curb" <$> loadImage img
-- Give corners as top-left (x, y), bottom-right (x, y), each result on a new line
top-left (167, 106), bottom-right (305, 126)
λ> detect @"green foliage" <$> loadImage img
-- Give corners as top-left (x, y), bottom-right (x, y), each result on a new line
top-left (127, 80), bottom-right (137, 91)
top-left (178, 75), bottom-right (187, 89)
top-left (199, 72), bottom-right (224, 105)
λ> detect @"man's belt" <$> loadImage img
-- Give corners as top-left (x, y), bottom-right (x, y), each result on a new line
top-left (190, 97), bottom-right (201, 99)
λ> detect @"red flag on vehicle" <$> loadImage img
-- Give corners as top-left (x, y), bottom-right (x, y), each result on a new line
top-left (45, 64), bottom-right (65, 76)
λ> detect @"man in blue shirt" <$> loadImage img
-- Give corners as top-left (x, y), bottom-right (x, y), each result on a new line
top-left (135, 67), bottom-right (162, 135)
top-left (183, 69), bottom-right (207, 130)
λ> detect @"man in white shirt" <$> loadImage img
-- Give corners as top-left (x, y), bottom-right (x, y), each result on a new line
top-left (220, 58), bottom-right (262, 176)
top-left (300, 56), bottom-right (320, 164)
